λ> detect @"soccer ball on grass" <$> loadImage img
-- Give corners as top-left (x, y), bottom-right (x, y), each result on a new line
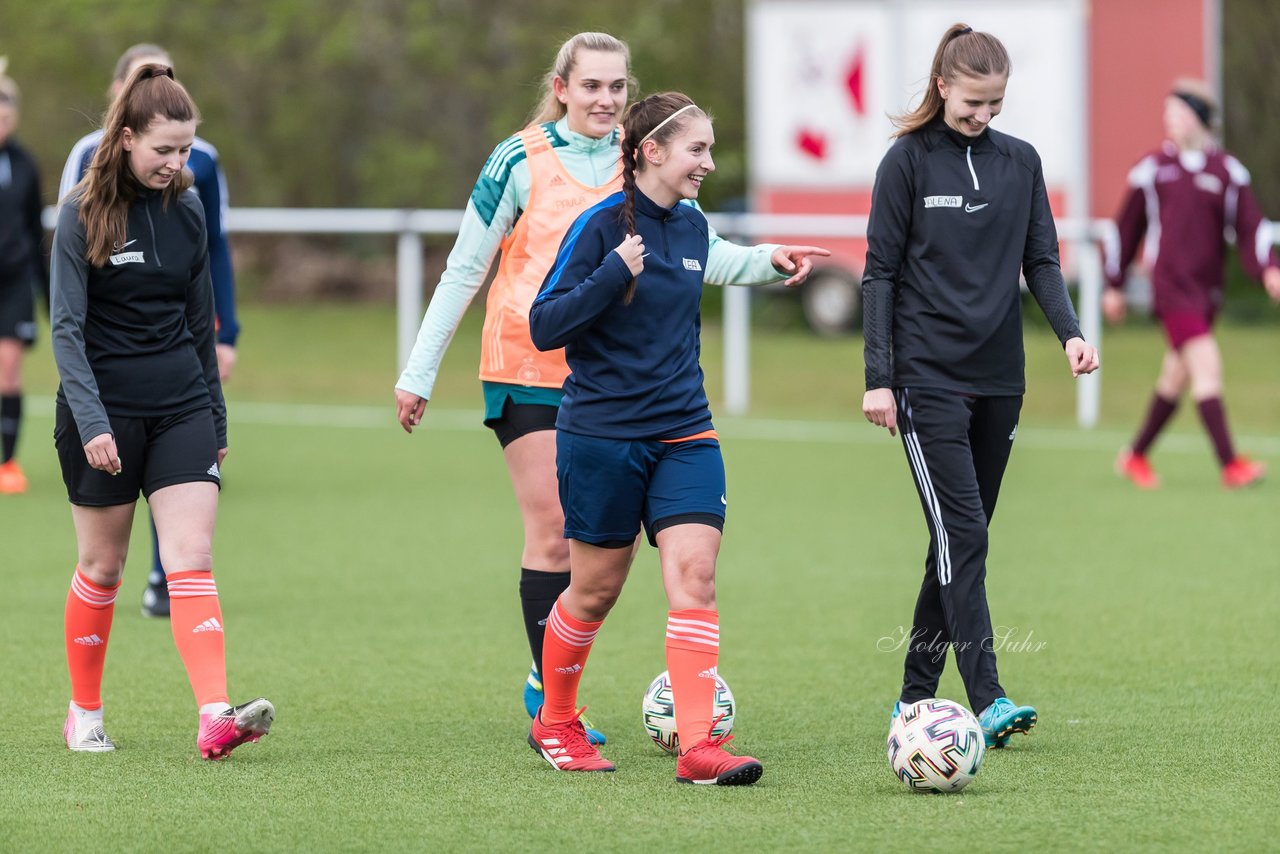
top-left (886, 698), bottom-right (984, 793)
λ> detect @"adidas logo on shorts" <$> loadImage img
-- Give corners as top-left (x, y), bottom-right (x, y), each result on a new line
top-left (193, 618), bottom-right (224, 633)
top-left (207, 462), bottom-right (221, 479)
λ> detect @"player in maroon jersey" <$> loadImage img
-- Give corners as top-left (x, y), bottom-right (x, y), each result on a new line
top-left (1105, 79), bottom-right (1280, 490)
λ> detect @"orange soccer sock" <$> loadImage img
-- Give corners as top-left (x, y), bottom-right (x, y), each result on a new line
top-left (64, 567), bottom-right (121, 710)
top-left (167, 570), bottom-right (229, 708)
top-left (539, 598), bottom-right (603, 725)
top-left (666, 608), bottom-right (720, 751)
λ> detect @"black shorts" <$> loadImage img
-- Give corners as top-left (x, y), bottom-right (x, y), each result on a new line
top-left (54, 404), bottom-right (222, 506)
top-left (485, 399), bottom-right (558, 449)
top-left (0, 270), bottom-right (37, 346)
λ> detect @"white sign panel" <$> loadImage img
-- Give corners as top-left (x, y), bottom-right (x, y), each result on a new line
top-left (748, 0), bottom-right (1082, 189)
top-left (748, 0), bottom-right (893, 186)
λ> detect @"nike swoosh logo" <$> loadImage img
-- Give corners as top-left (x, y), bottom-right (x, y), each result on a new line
top-left (964, 203), bottom-right (988, 213)
top-left (121, 239), bottom-right (138, 248)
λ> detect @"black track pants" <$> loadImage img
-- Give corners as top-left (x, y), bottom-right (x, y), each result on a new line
top-left (894, 387), bottom-right (1022, 713)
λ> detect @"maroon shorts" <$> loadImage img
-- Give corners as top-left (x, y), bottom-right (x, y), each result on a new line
top-left (1159, 311), bottom-right (1215, 349)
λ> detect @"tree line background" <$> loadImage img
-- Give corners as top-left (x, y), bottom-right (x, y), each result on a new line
top-left (4, 0), bottom-right (1279, 300)
top-left (6, 0), bottom-right (750, 211)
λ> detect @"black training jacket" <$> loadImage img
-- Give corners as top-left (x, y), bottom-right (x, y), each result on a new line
top-left (0, 139), bottom-right (46, 285)
top-left (862, 118), bottom-right (1081, 395)
top-left (50, 190), bottom-right (225, 447)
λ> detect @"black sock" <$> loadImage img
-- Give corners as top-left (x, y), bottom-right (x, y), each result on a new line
top-left (519, 568), bottom-right (571, 674)
top-left (0, 394), bottom-right (20, 463)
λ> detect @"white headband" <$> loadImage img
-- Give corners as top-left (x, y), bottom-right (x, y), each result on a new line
top-left (639, 103), bottom-right (700, 147)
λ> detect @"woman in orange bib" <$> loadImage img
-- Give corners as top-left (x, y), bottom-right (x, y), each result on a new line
top-left (394, 32), bottom-right (827, 743)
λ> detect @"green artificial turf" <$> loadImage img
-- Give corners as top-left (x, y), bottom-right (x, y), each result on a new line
top-left (2, 304), bottom-right (1277, 851)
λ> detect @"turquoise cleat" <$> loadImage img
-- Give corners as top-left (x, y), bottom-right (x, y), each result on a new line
top-left (890, 700), bottom-right (906, 724)
top-left (524, 664), bottom-right (606, 745)
top-left (978, 697), bottom-right (1037, 748)
top-left (523, 664), bottom-right (544, 719)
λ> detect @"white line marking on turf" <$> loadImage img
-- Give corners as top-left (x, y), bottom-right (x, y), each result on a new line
top-left (26, 397), bottom-right (1279, 455)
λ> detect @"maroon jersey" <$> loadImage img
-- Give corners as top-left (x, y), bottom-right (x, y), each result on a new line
top-left (1105, 141), bottom-right (1277, 316)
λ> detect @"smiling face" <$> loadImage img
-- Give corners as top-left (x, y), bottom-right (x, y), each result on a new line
top-left (123, 116), bottom-right (196, 189)
top-left (637, 115), bottom-right (715, 207)
top-left (938, 72), bottom-right (1007, 137)
top-left (553, 48), bottom-right (629, 139)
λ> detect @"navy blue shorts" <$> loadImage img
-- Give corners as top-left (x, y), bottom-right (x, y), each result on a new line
top-left (556, 433), bottom-right (726, 547)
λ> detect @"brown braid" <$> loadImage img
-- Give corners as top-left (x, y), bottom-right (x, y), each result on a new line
top-left (618, 92), bottom-right (704, 304)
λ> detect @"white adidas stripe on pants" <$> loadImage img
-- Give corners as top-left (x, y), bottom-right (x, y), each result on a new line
top-left (897, 389), bottom-right (953, 586)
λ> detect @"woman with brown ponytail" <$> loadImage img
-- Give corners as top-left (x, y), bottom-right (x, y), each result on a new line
top-left (394, 32), bottom-right (825, 746)
top-left (861, 25), bottom-right (1098, 748)
top-left (51, 64), bottom-right (273, 759)
top-left (525, 92), bottom-right (794, 785)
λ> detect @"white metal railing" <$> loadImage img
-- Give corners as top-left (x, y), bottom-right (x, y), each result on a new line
top-left (44, 206), bottom-right (1115, 426)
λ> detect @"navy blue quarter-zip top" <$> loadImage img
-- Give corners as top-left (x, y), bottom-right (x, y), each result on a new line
top-left (531, 189), bottom-right (713, 440)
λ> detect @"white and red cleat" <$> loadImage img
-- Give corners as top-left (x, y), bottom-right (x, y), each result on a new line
top-left (528, 707), bottom-right (615, 772)
top-left (676, 732), bottom-right (762, 785)
top-left (198, 698), bottom-right (274, 760)
top-left (64, 706), bottom-right (115, 753)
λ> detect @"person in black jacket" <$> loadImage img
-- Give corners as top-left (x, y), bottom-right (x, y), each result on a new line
top-left (51, 64), bottom-right (272, 759)
top-left (861, 24), bottom-right (1098, 749)
top-left (0, 62), bottom-right (46, 494)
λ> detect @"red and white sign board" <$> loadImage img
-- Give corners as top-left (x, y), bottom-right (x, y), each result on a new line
top-left (747, 0), bottom-right (1085, 193)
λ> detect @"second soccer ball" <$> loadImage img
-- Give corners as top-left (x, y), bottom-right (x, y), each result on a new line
top-left (641, 669), bottom-right (735, 753)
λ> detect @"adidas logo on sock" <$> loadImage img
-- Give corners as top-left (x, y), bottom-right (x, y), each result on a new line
top-left (554, 663), bottom-right (582, 675)
top-left (73, 634), bottom-right (105, 646)
top-left (193, 617), bottom-right (224, 633)
top-left (697, 666), bottom-right (719, 679)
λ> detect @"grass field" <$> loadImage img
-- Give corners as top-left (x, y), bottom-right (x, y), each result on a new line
top-left (3, 304), bottom-right (1278, 851)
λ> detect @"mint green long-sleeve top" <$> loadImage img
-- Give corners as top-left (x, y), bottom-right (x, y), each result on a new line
top-left (395, 117), bottom-right (784, 401)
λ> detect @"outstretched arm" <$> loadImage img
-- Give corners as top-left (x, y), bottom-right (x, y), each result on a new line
top-left (395, 135), bottom-right (530, 428)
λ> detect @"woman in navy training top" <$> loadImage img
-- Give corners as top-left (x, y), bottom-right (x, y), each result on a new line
top-left (526, 92), bottom-right (762, 786)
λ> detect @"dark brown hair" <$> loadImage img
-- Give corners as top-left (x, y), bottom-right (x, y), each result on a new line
top-left (617, 92), bottom-right (707, 304)
top-left (72, 64), bottom-right (201, 267)
top-left (893, 24), bottom-right (1011, 137)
